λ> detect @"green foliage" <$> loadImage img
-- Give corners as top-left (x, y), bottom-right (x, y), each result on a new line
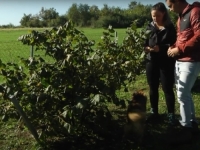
top-left (20, 7), bottom-right (67, 28)
top-left (0, 20), bottom-right (148, 145)
top-left (169, 11), bottom-right (178, 26)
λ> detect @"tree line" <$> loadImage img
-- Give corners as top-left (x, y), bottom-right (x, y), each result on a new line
top-left (0, 1), bottom-right (178, 28)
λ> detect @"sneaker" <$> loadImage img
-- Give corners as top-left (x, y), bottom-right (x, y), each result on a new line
top-left (168, 113), bottom-right (179, 126)
top-left (146, 113), bottom-right (160, 123)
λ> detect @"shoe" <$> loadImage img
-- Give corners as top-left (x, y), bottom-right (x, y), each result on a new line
top-left (168, 126), bottom-right (193, 145)
top-left (146, 113), bottom-right (160, 123)
top-left (167, 113), bottom-right (179, 126)
top-left (146, 108), bottom-right (161, 123)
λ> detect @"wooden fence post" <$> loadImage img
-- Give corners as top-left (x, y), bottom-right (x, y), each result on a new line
top-left (30, 45), bottom-right (34, 57)
top-left (9, 95), bottom-right (40, 144)
top-left (115, 31), bottom-right (118, 43)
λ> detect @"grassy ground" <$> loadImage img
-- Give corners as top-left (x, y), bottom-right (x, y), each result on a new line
top-left (0, 28), bottom-right (200, 149)
top-left (0, 74), bottom-right (200, 150)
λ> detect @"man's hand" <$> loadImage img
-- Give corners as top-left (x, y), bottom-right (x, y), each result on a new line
top-left (167, 47), bottom-right (180, 57)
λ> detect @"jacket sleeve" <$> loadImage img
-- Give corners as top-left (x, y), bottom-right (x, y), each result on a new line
top-left (144, 26), bottom-right (151, 47)
top-left (144, 37), bottom-right (149, 47)
top-left (178, 8), bottom-right (200, 52)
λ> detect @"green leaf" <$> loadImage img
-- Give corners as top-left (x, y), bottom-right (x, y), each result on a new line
top-left (76, 102), bottom-right (84, 109)
top-left (119, 100), bottom-right (126, 108)
top-left (127, 72), bottom-right (132, 78)
top-left (2, 115), bottom-right (8, 121)
top-left (108, 25), bottom-right (115, 33)
top-left (62, 110), bottom-right (68, 118)
top-left (124, 87), bottom-right (128, 92)
top-left (1, 69), bottom-right (7, 76)
top-left (66, 54), bottom-right (72, 62)
top-left (91, 94), bottom-right (100, 105)
top-left (64, 122), bottom-right (71, 133)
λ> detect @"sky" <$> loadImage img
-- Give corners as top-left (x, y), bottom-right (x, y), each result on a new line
top-left (0, 0), bottom-right (195, 26)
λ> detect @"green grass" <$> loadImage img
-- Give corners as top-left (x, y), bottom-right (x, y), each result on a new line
top-left (0, 28), bottom-right (47, 63)
top-left (0, 27), bottom-right (127, 63)
top-left (0, 119), bottom-right (39, 150)
top-left (0, 28), bottom-right (200, 150)
top-left (79, 28), bottom-right (127, 44)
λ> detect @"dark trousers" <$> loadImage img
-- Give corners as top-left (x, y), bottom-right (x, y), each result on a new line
top-left (146, 60), bottom-right (175, 114)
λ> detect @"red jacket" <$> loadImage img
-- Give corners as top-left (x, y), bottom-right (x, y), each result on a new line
top-left (176, 2), bottom-right (200, 61)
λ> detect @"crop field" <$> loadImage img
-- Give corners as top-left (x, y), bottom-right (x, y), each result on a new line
top-left (0, 28), bottom-right (127, 63)
top-left (0, 27), bottom-right (200, 150)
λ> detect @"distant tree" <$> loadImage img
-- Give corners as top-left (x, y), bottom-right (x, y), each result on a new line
top-left (56, 15), bottom-right (68, 26)
top-left (67, 3), bottom-right (80, 26)
top-left (20, 14), bottom-right (32, 27)
top-left (78, 4), bottom-right (91, 26)
top-left (169, 11), bottom-right (178, 26)
top-left (18, 2), bottom-right (156, 28)
top-left (127, 3), bottom-right (152, 27)
top-left (39, 7), bottom-right (59, 21)
top-left (128, 1), bottom-right (137, 9)
top-left (107, 7), bottom-right (130, 28)
top-left (100, 4), bottom-right (111, 16)
top-left (0, 23), bottom-right (15, 28)
top-left (28, 16), bottom-right (41, 27)
top-left (89, 5), bottom-right (100, 20)
top-left (39, 7), bottom-right (59, 27)
top-left (89, 5), bottom-right (100, 27)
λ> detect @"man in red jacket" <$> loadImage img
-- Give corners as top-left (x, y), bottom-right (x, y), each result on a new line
top-left (166, 0), bottom-right (200, 143)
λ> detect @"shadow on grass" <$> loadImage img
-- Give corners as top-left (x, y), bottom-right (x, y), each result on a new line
top-left (49, 110), bottom-right (200, 150)
top-left (192, 76), bottom-right (200, 93)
